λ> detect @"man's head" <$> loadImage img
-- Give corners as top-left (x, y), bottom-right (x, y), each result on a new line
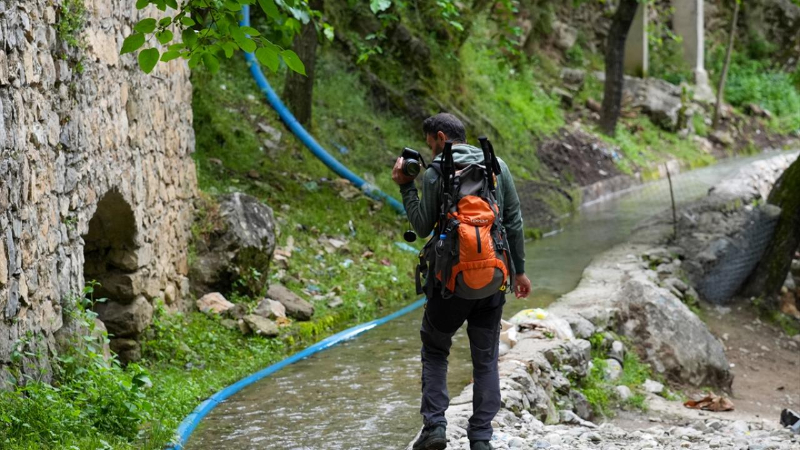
top-left (423, 113), bottom-right (466, 156)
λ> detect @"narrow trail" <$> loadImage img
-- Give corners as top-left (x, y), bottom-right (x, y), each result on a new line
top-left (183, 153), bottom-right (786, 449)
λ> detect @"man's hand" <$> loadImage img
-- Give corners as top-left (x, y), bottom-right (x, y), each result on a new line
top-left (514, 273), bottom-right (531, 298)
top-left (392, 157), bottom-right (417, 185)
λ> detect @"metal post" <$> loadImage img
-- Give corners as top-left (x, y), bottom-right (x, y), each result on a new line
top-left (666, 164), bottom-right (677, 241)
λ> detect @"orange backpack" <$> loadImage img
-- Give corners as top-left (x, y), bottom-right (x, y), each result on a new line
top-left (416, 138), bottom-right (515, 300)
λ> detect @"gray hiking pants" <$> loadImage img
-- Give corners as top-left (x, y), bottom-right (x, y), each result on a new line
top-left (419, 290), bottom-right (504, 442)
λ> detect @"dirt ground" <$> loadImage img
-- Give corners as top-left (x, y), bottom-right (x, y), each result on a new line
top-left (614, 300), bottom-right (800, 431)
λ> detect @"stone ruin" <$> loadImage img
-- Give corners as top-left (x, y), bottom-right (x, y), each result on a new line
top-left (0, 1), bottom-right (197, 382)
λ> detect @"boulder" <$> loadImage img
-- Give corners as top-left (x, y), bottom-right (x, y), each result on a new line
top-left (94, 295), bottom-right (154, 338)
top-left (196, 292), bottom-right (234, 315)
top-left (241, 314), bottom-right (279, 337)
top-left (255, 298), bottom-right (286, 320)
top-left (569, 390), bottom-right (592, 421)
top-left (110, 338), bottom-right (141, 364)
top-left (552, 21), bottom-right (578, 51)
top-left (709, 130), bottom-right (735, 147)
top-left (643, 379), bottom-right (665, 394)
top-left (627, 78), bottom-right (682, 130)
top-left (560, 68), bottom-right (586, 91)
top-left (190, 193), bottom-right (277, 295)
top-left (615, 277), bottom-right (732, 388)
top-left (615, 385), bottom-right (632, 401)
top-left (603, 358), bottom-right (622, 381)
top-left (267, 284), bottom-right (314, 320)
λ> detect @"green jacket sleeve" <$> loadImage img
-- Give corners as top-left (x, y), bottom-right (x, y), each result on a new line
top-left (498, 161), bottom-right (526, 274)
top-left (399, 167), bottom-right (440, 237)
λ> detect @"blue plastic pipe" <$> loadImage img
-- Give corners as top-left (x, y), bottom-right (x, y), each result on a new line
top-left (240, 5), bottom-right (406, 214)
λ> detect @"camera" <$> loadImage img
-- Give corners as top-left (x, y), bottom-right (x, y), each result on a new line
top-left (401, 148), bottom-right (422, 177)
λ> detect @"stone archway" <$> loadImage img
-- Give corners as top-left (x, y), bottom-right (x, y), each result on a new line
top-left (83, 190), bottom-right (140, 302)
top-left (82, 190), bottom-right (152, 363)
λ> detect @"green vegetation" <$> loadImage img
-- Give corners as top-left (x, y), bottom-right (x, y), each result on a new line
top-left (56, 0), bottom-right (86, 48)
top-left (751, 297), bottom-right (800, 336)
top-left (574, 334), bottom-right (655, 417)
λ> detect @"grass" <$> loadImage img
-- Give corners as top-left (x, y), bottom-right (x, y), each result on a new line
top-left (575, 334), bottom-right (655, 417)
top-left (599, 116), bottom-right (715, 178)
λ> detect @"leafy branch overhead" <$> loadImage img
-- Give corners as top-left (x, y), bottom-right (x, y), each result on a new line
top-left (122, 0), bottom-right (321, 75)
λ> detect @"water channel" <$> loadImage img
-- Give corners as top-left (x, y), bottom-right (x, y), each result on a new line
top-left (185, 152), bottom-right (785, 450)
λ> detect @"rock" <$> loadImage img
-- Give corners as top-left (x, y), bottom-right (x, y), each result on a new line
top-left (267, 284), bottom-right (314, 321)
top-left (220, 318), bottom-right (238, 330)
top-left (603, 358), bottom-right (623, 381)
top-left (560, 68), bottom-right (585, 91)
top-left (569, 390), bottom-right (592, 421)
top-left (196, 292), bottom-right (234, 315)
top-left (729, 420), bottom-right (749, 435)
top-left (585, 98), bottom-right (602, 113)
top-left (552, 21), bottom-right (578, 50)
top-left (624, 77), bottom-right (683, 130)
top-left (664, 277), bottom-right (688, 293)
top-left (190, 193), bottom-right (277, 295)
top-left (616, 277), bottom-right (732, 388)
top-left (709, 130), bottom-right (735, 147)
top-left (609, 340), bottom-right (625, 363)
top-left (551, 87), bottom-right (574, 108)
top-left (223, 303), bottom-right (247, 320)
top-left (241, 314), bottom-right (279, 337)
top-left (255, 298), bottom-right (286, 320)
top-left (559, 410), bottom-right (596, 428)
top-left (94, 296), bottom-right (154, 338)
top-left (615, 385), bottom-right (632, 401)
top-left (643, 379), bottom-right (665, 394)
top-left (109, 338), bottom-right (141, 364)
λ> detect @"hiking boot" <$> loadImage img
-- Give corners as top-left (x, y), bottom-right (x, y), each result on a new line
top-left (413, 423), bottom-right (447, 450)
top-left (470, 441), bottom-right (493, 450)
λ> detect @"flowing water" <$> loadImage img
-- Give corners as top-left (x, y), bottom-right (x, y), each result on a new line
top-left (185, 152), bottom-right (786, 450)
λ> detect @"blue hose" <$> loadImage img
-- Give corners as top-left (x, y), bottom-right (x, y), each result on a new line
top-left (240, 5), bottom-right (406, 214)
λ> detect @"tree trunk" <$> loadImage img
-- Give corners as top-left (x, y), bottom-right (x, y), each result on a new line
top-left (742, 156), bottom-right (800, 299)
top-left (599, 0), bottom-right (640, 136)
top-left (283, 0), bottom-right (323, 127)
top-left (713, 0), bottom-right (739, 129)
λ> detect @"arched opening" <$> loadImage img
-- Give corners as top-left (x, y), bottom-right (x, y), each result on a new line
top-left (82, 190), bottom-right (140, 302)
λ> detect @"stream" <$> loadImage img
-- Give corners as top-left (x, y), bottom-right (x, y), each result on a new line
top-left (185, 152), bottom-right (784, 450)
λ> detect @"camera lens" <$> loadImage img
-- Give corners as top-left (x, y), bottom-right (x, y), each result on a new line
top-left (403, 160), bottom-right (421, 177)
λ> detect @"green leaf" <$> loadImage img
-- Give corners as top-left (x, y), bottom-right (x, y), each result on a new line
top-left (161, 50), bottom-right (181, 62)
top-left (120, 33), bottom-right (146, 54)
top-left (240, 26), bottom-right (260, 36)
top-left (281, 49), bottom-right (305, 75)
top-left (138, 48), bottom-right (160, 73)
top-left (221, 41), bottom-right (238, 58)
top-left (156, 30), bottom-right (174, 45)
top-left (158, 17), bottom-right (172, 27)
top-left (181, 16), bottom-right (196, 27)
top-left (369, 0), bottom-right (391, 14)
top-left (182, 29), bottom-right (198, 47)
top-left (135, 0), bottom-right (149, 9)
top-left (231, 28), bottom-right (256, 53)
top-left (323, 24), bottom-right (335, 41)
top-left (165, 0), bottom-right (178, 8)
top-left (255, 46), bottom-right (279, 72)
top-left (134, 18), bottom-right (157, 34)
top-left (224, 0), bottom-right (242, 11)
top-left (203, 53), bottom-right (220, 73)
top-left (258, 0), bottom-right (280, 18)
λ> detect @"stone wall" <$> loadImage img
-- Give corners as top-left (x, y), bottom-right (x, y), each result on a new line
top-left (0, 0), bottom-right (196, 381)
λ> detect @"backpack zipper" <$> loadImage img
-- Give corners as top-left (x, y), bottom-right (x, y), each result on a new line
top-left (475, 226), bottom-right (481, 253)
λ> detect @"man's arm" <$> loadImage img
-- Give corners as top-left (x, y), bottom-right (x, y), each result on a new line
top-left (499, 160), bottom-right (525, 274)
top-left (399, 168), bottom-right (440, 237)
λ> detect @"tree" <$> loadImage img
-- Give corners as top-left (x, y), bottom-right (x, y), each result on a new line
top-left (713, 0), bottom-right (740, 129)
top-left (283, 0), bottom-right (323, 126)
top-left (742, 157), bottom-right (800, 299)
top-left (599, 0), bottom-right (641, 136)
top-left (123, 0), bottom-right (314, 75)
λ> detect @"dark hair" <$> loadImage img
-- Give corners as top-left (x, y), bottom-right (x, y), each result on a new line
top-left (423, 113), bottom-right (467, 143)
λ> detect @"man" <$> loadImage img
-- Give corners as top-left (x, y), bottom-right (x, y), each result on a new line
top-left (392, 113), bottom-right (531, 450)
